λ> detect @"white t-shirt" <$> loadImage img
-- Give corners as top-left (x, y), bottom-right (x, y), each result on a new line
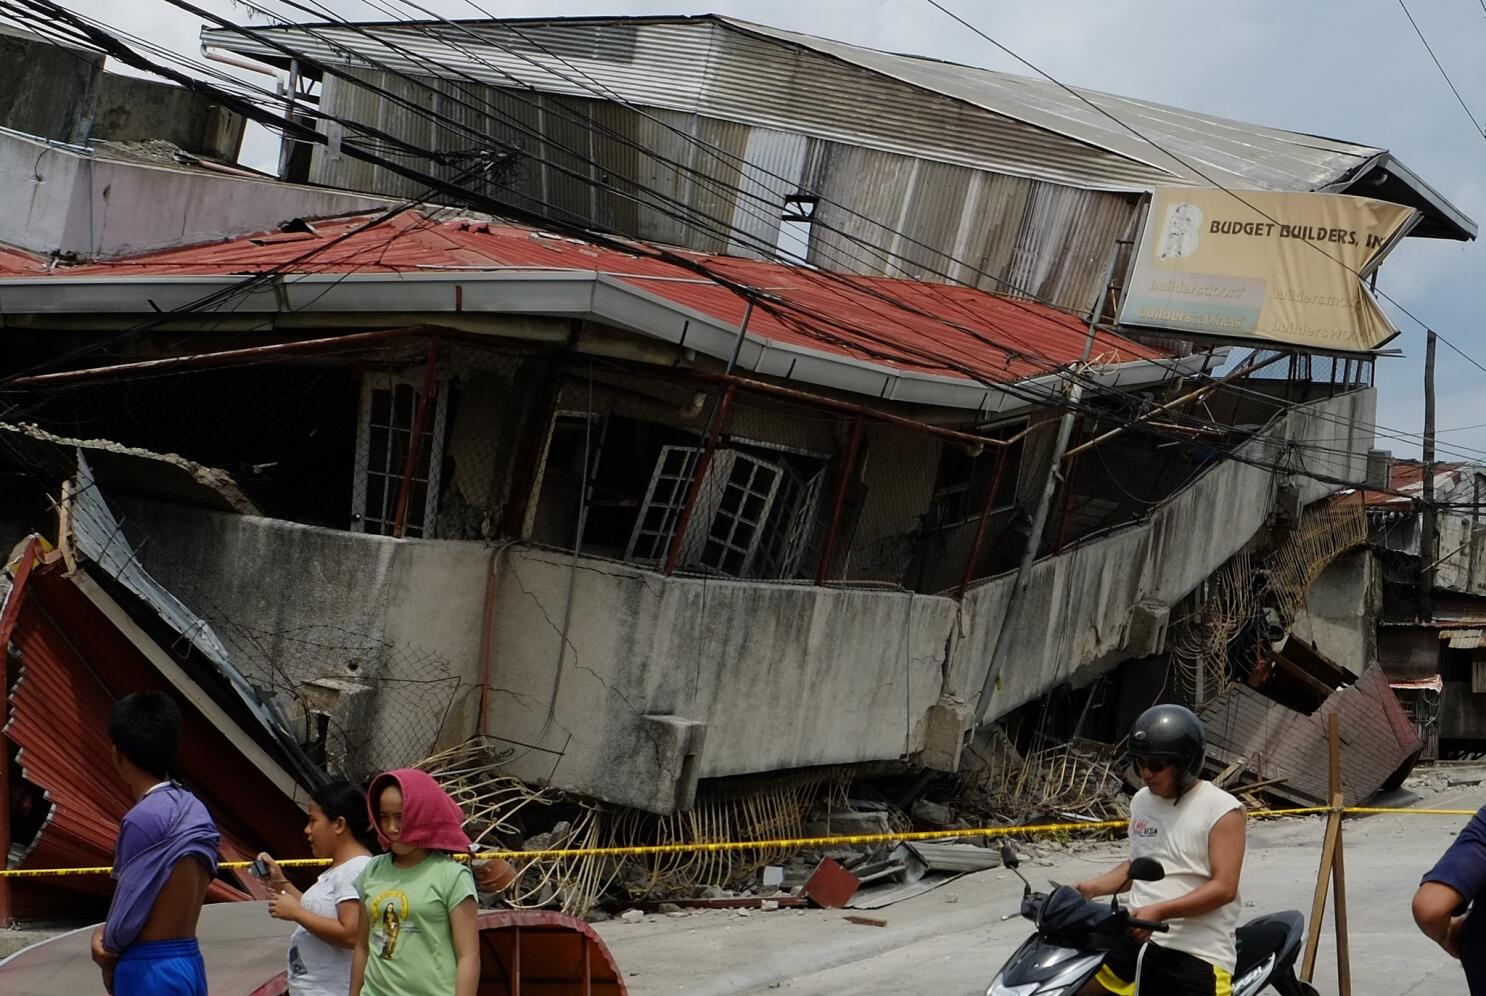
top-left (1128, 779), bottom-right (1244, 973)
top-left (287, 854), bottom-right (373, 996)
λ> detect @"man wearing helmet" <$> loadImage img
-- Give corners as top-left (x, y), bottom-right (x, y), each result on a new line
top-left (1071, 704), bottom-right (1246, 995)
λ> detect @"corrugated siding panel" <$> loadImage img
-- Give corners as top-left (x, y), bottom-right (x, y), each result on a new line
top-left (726, 128), bottom-right (806, 258)
top-left (894, 160), bottom-right (975, 281)
top-left (215, 19), bottom-right (1171, 191)
top-left (2, 566), bottom-right (313, 917)
top-left (809, 144), bottom-right (917, 275)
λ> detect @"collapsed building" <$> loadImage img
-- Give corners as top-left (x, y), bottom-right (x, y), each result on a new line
top-left (0, 10), bottom-right (1474, 918)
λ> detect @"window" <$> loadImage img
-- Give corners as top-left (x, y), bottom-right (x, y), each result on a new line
top-left (756, 465), bottom-right (827, 579)
top-left (928, 427), bottom-right (1024, 529)
top-left (527, 412), bottom-right (606, 547)
top-left (775, 192), bottom-right (818, 264)
top-left (626, 445), bottom-right (710, 565)
top-left (352, 373), bottom-right (448, 538)
top-left (627, 447), bottom-right (790, 577)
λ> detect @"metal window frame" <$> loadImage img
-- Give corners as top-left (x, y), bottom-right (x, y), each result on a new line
top-left (351, 370), bottom-right (448, 538)
top-left (694, 450), bottom-right (785, 577)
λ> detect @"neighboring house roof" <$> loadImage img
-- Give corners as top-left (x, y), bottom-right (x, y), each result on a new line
top-left (1, 210), bottom-right (1209, 413)
top-left (201, 14), bottom-right (1475, 240)
top-left (1363, 458), bottom-right (1474, 507)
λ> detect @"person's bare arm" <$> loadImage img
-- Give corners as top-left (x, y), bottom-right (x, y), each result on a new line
top-left (349, 904), bottom-right (369, 996)
top-left (1073, 860), bottom-right (1132, 900)
top-left (451, 897), bottom-right (480, 996)
top-left (90, 926), bottom-right (118, 992)
top-left (1414, 882), bottom-right (1467, 958)
top-left (1131, 809), bottom-right (1245, 933)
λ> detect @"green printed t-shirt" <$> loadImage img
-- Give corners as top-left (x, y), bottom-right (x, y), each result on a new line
top-left (355, 851), bottom-right (477, 996)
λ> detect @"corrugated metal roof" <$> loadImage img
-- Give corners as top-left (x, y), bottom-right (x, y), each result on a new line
top-left (722, 17), bottom-right (1377, 192)
top-left (1201, 663), bottom-right (1421, 807)
top-left (3, 557), bottom-right (311, 918)
top-left (35, 211), bottom-right (1177, 395)
top-left (1362, 459), bottom-right (1473, 506)
top-left (199, 12), bottom-right (1469, 235)
top-left (0, 243), bottom-right (42, 274)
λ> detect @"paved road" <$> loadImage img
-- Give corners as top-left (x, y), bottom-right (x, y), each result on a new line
top-left (594, 774), bottom-right (1486, 995)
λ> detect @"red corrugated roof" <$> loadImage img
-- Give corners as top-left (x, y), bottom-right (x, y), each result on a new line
top-left (1362, 459), bottom-right (1467, 506)
top-left (0, 244), bottom-right (43, 275)
top-left (3, 558), bottom-right (312, 917)
top-left (52, 211), bottom-right (1170, 388)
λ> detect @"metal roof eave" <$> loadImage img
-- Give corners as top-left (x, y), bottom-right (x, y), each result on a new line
top-left (1351, 154), bottom-right (1477, 241)
top-left (0, 269), bottom-right (1199, 411)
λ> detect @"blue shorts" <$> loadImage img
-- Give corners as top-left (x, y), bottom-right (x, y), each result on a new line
top-left (114, 938), bottom-right (207, 996)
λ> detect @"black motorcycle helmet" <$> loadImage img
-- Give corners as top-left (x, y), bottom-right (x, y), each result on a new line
top-left (1129, 704), bottom-right (1205, 797)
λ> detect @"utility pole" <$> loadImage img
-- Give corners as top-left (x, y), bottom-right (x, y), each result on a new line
top-left (1420, 330), bottom-right (1437, 622)
top-left (974, 244), bottom-right (1118, 726)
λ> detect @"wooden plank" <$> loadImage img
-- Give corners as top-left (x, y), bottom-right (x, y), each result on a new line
top-left (1301, 806), bottom-right (1341, 981)
top-left (1329, 715), bottom-right (1351, 996)
top-left (1332, 790), bottom-right (1352, 996)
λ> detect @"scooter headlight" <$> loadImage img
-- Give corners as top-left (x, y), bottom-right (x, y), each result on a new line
top-left (986, 983), bottom-right (1038, 996)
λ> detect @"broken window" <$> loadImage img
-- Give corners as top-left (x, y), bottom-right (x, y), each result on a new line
top-left (528, 412), bottom-right (607, 547)
top-left (928, 427), bottom-right (1023, 529)
top-left (625, 444), bottom-right (827, 579)
top-left (775, 192), bottom-right (818, 264)
top-left (627, 445), bottom-right (713, 566)
top-left (756, 465), bottom-right (828, 580)
top-left (352, 373), bottom-right (448, 538)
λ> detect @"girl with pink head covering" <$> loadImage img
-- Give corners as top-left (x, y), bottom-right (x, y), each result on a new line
top-left (349, 770), bottom-right (480, 996)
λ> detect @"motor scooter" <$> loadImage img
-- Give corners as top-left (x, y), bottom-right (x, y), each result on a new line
top-left (985, 844), bottom-right (1319, 996)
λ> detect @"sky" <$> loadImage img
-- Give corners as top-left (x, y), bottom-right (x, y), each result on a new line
top-left (35, 0), bottom-right (1486, 462)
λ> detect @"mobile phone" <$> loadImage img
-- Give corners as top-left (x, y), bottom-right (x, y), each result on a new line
top-left (250, 858), bottom-right (271, 879)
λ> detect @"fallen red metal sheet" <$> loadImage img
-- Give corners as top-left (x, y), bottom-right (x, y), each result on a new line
top-left (3, 560), bottom-right (311, 918)
top-left (476, 910), bottom-right (627, 996)
top-left (802, 857), bottom-right (861, 909)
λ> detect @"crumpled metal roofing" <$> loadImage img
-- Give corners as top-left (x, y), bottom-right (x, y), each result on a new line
top-left (2, 556), bottom-right (310, 919)
top-left (48, 211), bottom-right (1171, 390)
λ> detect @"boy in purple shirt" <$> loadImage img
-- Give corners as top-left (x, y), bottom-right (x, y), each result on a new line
top-left (89, 692), bottom-right (219, 995)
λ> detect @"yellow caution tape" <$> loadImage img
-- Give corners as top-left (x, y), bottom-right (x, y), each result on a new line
top-left (0, 805), bottom-right (1474, 879)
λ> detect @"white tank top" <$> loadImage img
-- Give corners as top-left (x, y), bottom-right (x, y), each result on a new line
top-left (1128, 779), bottom-right (1244, 973)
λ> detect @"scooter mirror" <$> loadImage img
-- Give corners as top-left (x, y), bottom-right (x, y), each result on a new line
top-left (1130, 857), bottom-right (1165, 882)
top-left (999, 843), bottom-right (1020, 869)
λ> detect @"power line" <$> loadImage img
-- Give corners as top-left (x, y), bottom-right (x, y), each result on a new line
top-left (1396, 0), bottom-right (1486, 142)
top-left (5, 2), bottom-right (1466, 498)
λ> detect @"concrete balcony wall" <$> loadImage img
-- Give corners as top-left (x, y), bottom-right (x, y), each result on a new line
top-left (483, 547), bottom-right (958, 811)
top-left (951, 389), bottom-right (1377, 716)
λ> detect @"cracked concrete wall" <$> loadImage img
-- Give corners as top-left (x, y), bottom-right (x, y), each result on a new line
top-left (486, 547), bottom-right (958, 810)
top-left (951, 389), bottom-right (1377, 718)
top-left (1291, 550), bottom-right (1377, 677)
top-left (114, 499), bottom-right (488, 776)
top-left (115, 497), bottom-right (960, 811)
